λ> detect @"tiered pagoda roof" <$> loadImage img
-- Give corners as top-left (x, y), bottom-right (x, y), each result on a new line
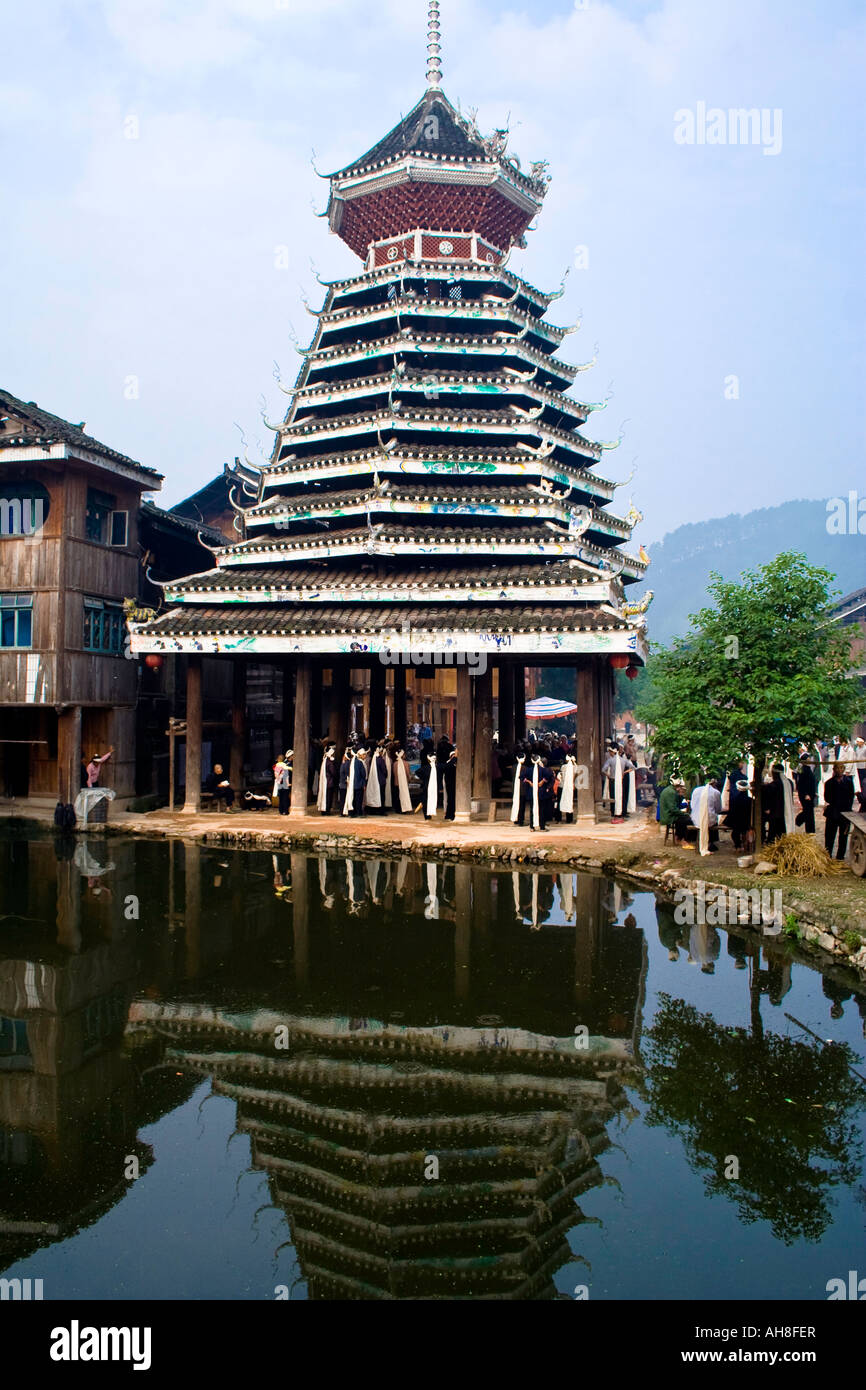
top-left (134, 1001), bottom-right (633, 1299)
top-left (131, 12), bottom-right (648, 663)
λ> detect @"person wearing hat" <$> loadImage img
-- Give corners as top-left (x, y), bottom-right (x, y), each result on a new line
top-left (316, 745), bottom-right (337, 814)
top-left (659, 777), bottom-right (688, 844)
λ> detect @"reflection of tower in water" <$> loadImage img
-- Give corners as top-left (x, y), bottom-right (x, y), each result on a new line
top-left (131, 850), bottom-right (646, 1299)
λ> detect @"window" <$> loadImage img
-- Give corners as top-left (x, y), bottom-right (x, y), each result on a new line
top-left (110, 510), bottom-right (128, 547)
top-left (83, 597), bottom-right (125, 654)
top-left (85, 488), bottom-right (116, 544)
top-left (0, 594), bottom-right (33, 648)
top-left (0, 1017), bottom-right (31, 1071)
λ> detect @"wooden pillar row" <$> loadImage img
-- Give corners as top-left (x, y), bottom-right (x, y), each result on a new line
top-left (229, 660), bottom-right (246, 791)
top-left (575, 658), bottom-right (597, 822)
top-left (310, 664), bottom-right (323, 739)
top-left (393, 665), bottom-right (407, 743)
top-left (369, 661), bottom-right (386, 741)
top-left (181, 656), bottom-right (202, 814)
top-left (497, 660), bottom-right (514, 748)
top-left (513, 663), bottom-right (526, 741)
top-left (454, 664), bottom-right (472, 822)
top-left (328, 664), bottom-right (349, 752)
top-left (289, 658), bottom-right (311, 818)
top-left (57, 703), bottom-right (82, 804)
top-left (471, 665), bottom-right (493, 804)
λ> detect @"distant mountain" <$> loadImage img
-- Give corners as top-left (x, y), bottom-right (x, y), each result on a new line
top-left (636, 500), bottom-right (866, 646)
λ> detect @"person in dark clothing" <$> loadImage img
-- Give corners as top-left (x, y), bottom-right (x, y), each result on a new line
top-left (442, 749), bottom-right (458, 821)
top-left (762, 769), bottom-right (785, 843)
top-left (350, 751), bottom-right (368, 815)
top-left (418, 753), bottom-right (437, 818)
top-left (723, 779), bottom-right (754, 849)
top-left (794, 754), bottom-right (817, 834)
top-left (823, 763), bottom-right (855, 859)
top-left (538, 759), bottom-right (556, 830)
top-left (205, 764), bottom-right (234, 809)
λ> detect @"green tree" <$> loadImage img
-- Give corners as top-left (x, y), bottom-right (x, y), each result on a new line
top-left (643, 991), bottom-right (863, 1244)
top-left (637, 552), bottom-right (863, 789)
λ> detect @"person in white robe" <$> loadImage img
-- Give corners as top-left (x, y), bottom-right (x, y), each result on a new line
top-left (690, 779), bottom-right (722, 855)
top-left (316, 746), bottom-right (336, 813)
top-left (393, 749), bottom-right (413, 813)
top-left (559, 755), bottom-right (576, 822)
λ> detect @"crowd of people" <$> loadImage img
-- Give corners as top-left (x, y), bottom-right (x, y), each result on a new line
top-left (657, 736), bottom-right (866, 858)
top-left (198, 725), bottom-right (865, 856)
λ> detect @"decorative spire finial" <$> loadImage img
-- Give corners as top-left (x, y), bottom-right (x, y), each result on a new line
top-left (426, 0), bottom-right (442, 89)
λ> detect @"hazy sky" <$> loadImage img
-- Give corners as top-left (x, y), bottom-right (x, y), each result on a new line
top-left (2, 0), bottom-right (864, 544)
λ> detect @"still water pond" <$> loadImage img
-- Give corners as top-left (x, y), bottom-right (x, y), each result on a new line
top-left (1, 828), bottom-right (864, 1300)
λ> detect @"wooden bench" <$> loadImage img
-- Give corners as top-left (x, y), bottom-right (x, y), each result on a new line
top-left (842, 811), bottom-right (866, 876)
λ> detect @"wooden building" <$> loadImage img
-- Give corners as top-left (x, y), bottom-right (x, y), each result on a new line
top-left (0, 389), bottom-right (220, 810)
top-left (829, 585), bottom-right (866, 737)
top-left (130, 5), bottom-right (650, 821)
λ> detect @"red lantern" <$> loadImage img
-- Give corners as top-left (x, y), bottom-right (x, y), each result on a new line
top-left (609, 654), bottom-right (630, 670)
top-left (626, 665), bottom-right (639, 681)
top-left (144, 654), bottom-right (164, 670)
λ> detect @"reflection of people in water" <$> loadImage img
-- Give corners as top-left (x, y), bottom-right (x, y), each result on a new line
top-left (688, 922), bottom-right (720, 974)
top-left (424, 862), bottom-right (439, 920)
top-left (272, 853), bottom-right (291, 898)
top-left (73, 839), bottom-right (115, 898)
top-left (726, 931), bottom-right (749, 970)
top-left (655, 902), bottom-right (684, 961)
top-left (822, 975), bottom-right (853, 1020)
top-left (514, 872), bottom-right (554, 929)
top-left (762, 950), bottom-right (792, 1007)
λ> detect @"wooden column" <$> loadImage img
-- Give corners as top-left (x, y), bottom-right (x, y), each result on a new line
top-left (394, 665), bottom-right (407, 742)
top-left (497, 661), bottom-right (514, 748)
top-left (229, 660), bottom-right (246, 791)
top-left (290, 851), bottom-right (309, 989)
top-left (181, 656), bottom-right (202, 814)
top-left (183, 841), bottom-right (201, 977)
top-left (56, 859), bottom-right (81, 953)
top-left (57, 704), bottom-right (82, 804)
top-left (513, 664), bottom-right (526, 741)
top-left (328, 663), bottom-right (349, 751)
top-left (369, 661), bottom-right (386, 740)
top-left (576, 657), bottom-right (598, 823)
top-left (454, 663), bottom-right (472, 822)
top-left (454, 862), bottom-right (471, 1000)
top-left (471, 666), bottom-right (493, 805)
top-left (574, 873), bottom-right (601, 1012)
top-left (289, 658), bottom-right (311, 819)
top-left (282, 659), bottom-right (295, 752)
top-left (310, 664), bottom-right (323, 738)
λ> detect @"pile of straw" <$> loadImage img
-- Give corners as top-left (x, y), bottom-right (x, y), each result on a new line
top-left (764, 834), bottom-right (845, 877)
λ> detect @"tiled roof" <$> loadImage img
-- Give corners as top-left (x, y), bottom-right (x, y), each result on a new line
top-left (0, 387), bottom-right (160, 477)
top-left (167, 557), bottom-right (606, 595)
top-left (331, 90), bottom-right (485, 170)
top-left (144, 601), bottom-right (631, 638)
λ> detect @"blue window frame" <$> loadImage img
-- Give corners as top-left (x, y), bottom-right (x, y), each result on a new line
top-left (83, 597), bottom-right (125, 654)
top-left (0, 594), bottom-right (33, 648)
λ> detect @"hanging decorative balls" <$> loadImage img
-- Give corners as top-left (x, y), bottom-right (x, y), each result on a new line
top-left (609, 654), bottom-right (630, 669)
top-left (144, 654), bottom-right (164, 670)
top-left (625, 664), bottom-right (639, 681)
